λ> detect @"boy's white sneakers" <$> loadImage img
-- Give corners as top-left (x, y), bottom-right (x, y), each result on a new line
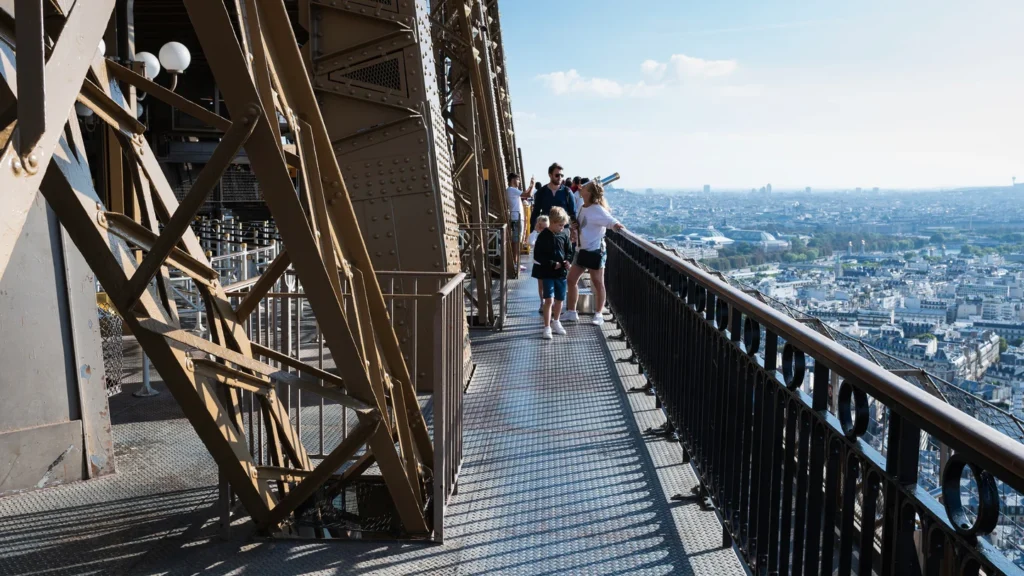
top-left (542, 326), bottom-right (553, 340)
top-left (552, 320), bottom-right (567, 335)
top-left (561, 310), bottom-right (579, 322)
top-left (591, 314), bottom-right (605, 326)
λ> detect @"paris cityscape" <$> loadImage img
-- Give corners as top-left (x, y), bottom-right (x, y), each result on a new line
top-left (614, 184), bottom-right (1024, 406)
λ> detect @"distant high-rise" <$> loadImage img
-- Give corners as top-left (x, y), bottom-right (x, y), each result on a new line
top-left (835, 254), bottom-right (843, 278)
top-left (759, 186), bottom-right (766, 195)
top-left (855, 187), bottom-right (862, 193)
top-left (805, 186), bottom-right (812, 194)
top-left (703, 184), bottom-right (711, 194)
top-left (847, 241), bottom-right (853, 256)
top-left (872, 187), bottom-right (880, 194)
top-left (861, 239), bottom-right (866, 255)
top-left (766, 183), bottom-right (772, 195)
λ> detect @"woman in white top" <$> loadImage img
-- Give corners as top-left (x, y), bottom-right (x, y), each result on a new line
top-left (562, 179), bottom-right (624, 325)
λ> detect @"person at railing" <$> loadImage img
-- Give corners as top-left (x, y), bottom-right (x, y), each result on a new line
top-left (528, 215), bottom-right (549, 313)
top-left (563, 179), bottom-right (624, 326)
top-left (531, 207), bottom-right (574, 339)
top-left (525, 162), bottom-right (577, 232)
top-left (570, 176), bottom-right (583, 218)
top-left (506, 173), bottom-right (533, 271)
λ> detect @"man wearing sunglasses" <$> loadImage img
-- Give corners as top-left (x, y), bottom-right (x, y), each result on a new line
top-left (527, 162), bottom-right (577, 233)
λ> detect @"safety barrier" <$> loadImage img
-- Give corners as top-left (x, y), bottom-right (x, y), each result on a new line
top-left (605, 229), bottom-right (1024, 575)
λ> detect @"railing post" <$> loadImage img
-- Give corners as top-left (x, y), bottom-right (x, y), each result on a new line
top-left (883, 412), bottom-right (922, 574)
top-left (15, 0), bottom-right (46, 158)
top-left (133, 351), bottom-right (159, 397)
top-left (432, 285), bottom-right (445, 542)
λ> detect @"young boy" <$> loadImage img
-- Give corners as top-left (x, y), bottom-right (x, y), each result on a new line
top-left (531, 207), bottom-right (574, 339)
top-left (528, 215), bottom-right (548, 313)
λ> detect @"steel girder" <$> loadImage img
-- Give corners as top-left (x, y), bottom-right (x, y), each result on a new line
top-left (296, 0), bottom-right (466, 385)
top-left (430, 0), bottom-right (520, 323)
top-left (1, 0), bottom-right (436, 537)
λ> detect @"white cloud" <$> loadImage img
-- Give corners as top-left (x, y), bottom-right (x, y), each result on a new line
top-left (537, 69), bottom-right (624, 98)
top-left (640, 59), bottom-right (667, 82)
top-left (536, 69), bottom-right (663, 99)
top-left (539, 54), bottom-right (738, 99)
top-left (645, 54), bottom-right (739, 82)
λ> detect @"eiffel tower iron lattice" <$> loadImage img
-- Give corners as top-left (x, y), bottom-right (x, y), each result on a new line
top-left (0, 0), bottom-right (448, 538)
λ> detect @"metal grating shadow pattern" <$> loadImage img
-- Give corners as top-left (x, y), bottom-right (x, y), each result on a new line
top-left (0, 271), bottom-right (743, 575)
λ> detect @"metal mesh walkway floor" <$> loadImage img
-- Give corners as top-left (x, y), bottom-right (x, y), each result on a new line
top-left (0, 273), bottom-right (743, 575)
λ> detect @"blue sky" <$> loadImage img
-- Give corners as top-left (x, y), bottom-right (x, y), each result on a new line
top-left (500, 0), bottom-right (1024, 190)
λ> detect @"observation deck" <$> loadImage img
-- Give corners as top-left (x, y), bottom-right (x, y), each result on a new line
top-left (0, 263), bottom-right (742, 575)
top-left (7, 0), bottom-right (1023, 573)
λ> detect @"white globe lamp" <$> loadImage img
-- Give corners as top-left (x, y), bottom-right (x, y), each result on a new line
top-left (158, 42), bottom-right (191, 73)
top-left (134, 51), bottom-right (161, 80)
top-left (97, 39), bottom-right (106, 58)
top-left (75, 102), bottom-right (94, 117)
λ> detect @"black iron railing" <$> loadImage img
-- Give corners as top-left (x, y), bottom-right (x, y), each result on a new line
top-left (605, 230), bottom-right (1024, 575)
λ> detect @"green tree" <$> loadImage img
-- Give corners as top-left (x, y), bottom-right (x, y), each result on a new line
top-left (930, 232), bottom-right (945, 244)
top-left (903, 251), bottom-right (916, 261)
top-left (1000, 337), bottom-right (1009, 353)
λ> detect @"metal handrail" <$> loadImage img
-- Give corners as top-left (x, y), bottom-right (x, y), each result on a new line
top-left (437, 272), bottom-right (466, 298)
top-left (617, 228), bottom-right (1024, 494)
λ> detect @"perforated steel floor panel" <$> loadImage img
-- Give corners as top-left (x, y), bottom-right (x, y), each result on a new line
top-left (0, 271), bottom-right (743, 575)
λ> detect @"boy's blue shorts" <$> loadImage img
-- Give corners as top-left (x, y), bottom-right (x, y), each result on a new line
top-left (542, 278), bottom-right (568, 301)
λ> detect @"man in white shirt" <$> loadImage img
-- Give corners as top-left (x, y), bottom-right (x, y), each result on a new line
top-left (506, 173), bottom-right (534, 265)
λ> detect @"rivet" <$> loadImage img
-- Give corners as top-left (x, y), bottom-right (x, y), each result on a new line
top-left (10, 158), bottom-right (23, 175)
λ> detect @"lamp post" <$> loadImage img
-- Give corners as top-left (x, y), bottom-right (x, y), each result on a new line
top-left (158, 41), bottom-right (192, 91)
top-left (133, 42), bottom-right (191, 102)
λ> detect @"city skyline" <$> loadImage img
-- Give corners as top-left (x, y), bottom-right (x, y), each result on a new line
top-left (501, 0), bottom-right (1024, 190)
top-left (616, 184), bottom-right (1022, 194)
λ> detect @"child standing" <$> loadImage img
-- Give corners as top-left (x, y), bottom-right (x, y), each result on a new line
top-left (531, 207), bottom-right (574, 339)
top-left (528, 215), bottom-right (549, 313)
